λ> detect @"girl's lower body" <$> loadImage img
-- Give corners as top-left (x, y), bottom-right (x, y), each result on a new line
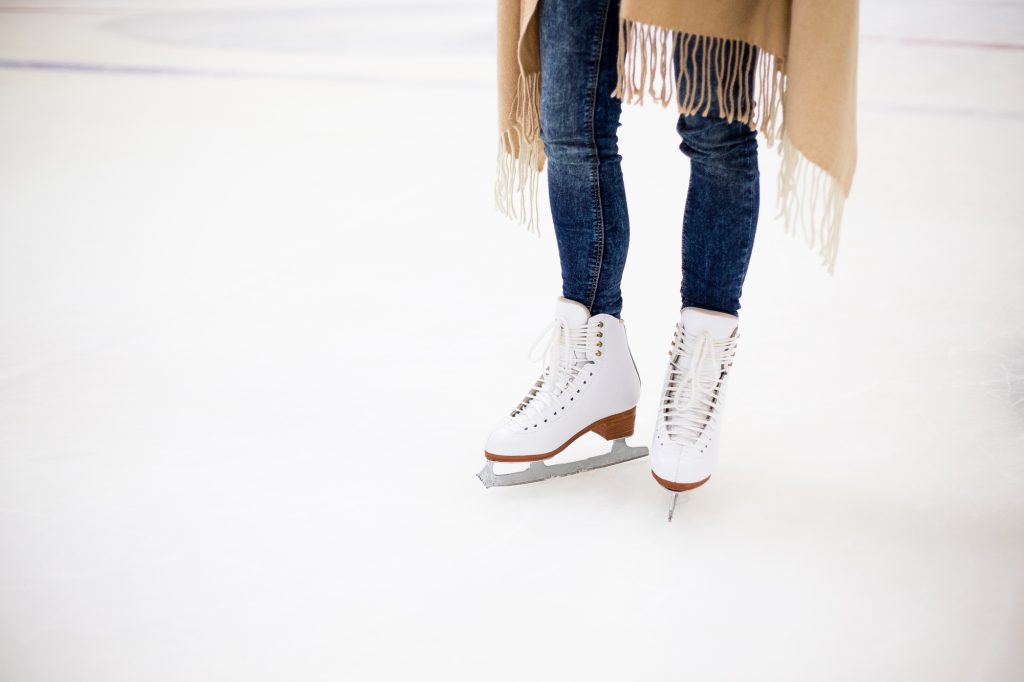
top-left (483, 0), bottom-right (759, 498)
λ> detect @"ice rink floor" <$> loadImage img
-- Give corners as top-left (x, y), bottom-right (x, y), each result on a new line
top-left (1, 1), bottom-right (1023, 680)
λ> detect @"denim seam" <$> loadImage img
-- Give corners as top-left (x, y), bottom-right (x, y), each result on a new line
top-left (584, 0), bottom-right (613, 313)
top-left (680, 160), bottom-right (695, 309)
top-left (735, 166), bottom-right (759, 310)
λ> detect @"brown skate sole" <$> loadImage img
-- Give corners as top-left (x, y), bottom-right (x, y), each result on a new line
top-left (485, 407), bottom-right (636, 463)
top-left (651, 471), bottom-right (712, 492)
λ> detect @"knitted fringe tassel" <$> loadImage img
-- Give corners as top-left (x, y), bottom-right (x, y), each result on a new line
top-left (494, 20), bottom-right (848, 272)
top-left (494, 127), bottom-right (542, 235)
top-left (611, 22), bottom-right (784, 145)
top-left (777, 133), bottom-right (845, 273)
top-left (611, 18), bottom-right (845, 272)
top-left (495, 71), bottom-right (542, 235)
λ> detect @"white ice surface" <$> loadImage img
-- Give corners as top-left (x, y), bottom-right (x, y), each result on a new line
top-left (1, 1), bottom-right (1023, 680)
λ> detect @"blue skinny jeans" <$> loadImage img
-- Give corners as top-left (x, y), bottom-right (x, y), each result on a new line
top-left (538, 0), bottom-right (760, 319)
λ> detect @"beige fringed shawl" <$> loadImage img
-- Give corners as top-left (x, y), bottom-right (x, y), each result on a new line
top-left (496, 0), bottom-right (858, 272)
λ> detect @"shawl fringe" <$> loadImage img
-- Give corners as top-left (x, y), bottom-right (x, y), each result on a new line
top-left (494, 18), bottom-right (848, 272)
top-left (611, 21), bottom-right (784, 144)
top-left (495, 71), bottom-right (542, 235)
top-left (777, 133), bottom-right (845, 273)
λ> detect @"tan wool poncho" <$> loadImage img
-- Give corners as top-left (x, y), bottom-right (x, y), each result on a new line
top-left (496, 0), bottom-right (859, 273)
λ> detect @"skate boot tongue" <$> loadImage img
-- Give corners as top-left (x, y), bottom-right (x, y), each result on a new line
top-left (680, 307), bottom-right (738, 339)
top-left (513, 297), bottom-right (593, 420)
top-left (663, 307), bottom-right (740, 446)
top-left (554, 297), bottom-right (592, 365)
top-left (554, 297), bottom-right (591, 326)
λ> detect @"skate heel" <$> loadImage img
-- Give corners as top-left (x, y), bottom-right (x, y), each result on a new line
top-left (591, 407), bottom-right (636, 441)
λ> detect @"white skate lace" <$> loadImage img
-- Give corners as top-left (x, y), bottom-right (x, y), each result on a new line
top-left (662, 325), bottom-right (738, 445)
top-left (510, 318), bottom-right (598, 425)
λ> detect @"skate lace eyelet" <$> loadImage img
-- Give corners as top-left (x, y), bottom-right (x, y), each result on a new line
top-left (597, 322), bottom-right (604, 328)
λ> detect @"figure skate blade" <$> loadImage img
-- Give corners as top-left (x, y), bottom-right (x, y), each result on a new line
top-left (477, 438), bottom-right (648, 488)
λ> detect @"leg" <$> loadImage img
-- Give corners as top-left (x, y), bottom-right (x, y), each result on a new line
top-left (674, 41), bottom-right (760, 317)
top-left (649, 40), bottom-right (758, 504)
top-left (482, 1), bottom-right (644, 482)
top-left (539, 0), bottom-right (629, 318)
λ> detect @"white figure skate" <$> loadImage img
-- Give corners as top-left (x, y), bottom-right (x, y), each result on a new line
top-left (650, 307), bottom-right (739, 520)
top-left (478, 297), bottom-right (647, 487)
